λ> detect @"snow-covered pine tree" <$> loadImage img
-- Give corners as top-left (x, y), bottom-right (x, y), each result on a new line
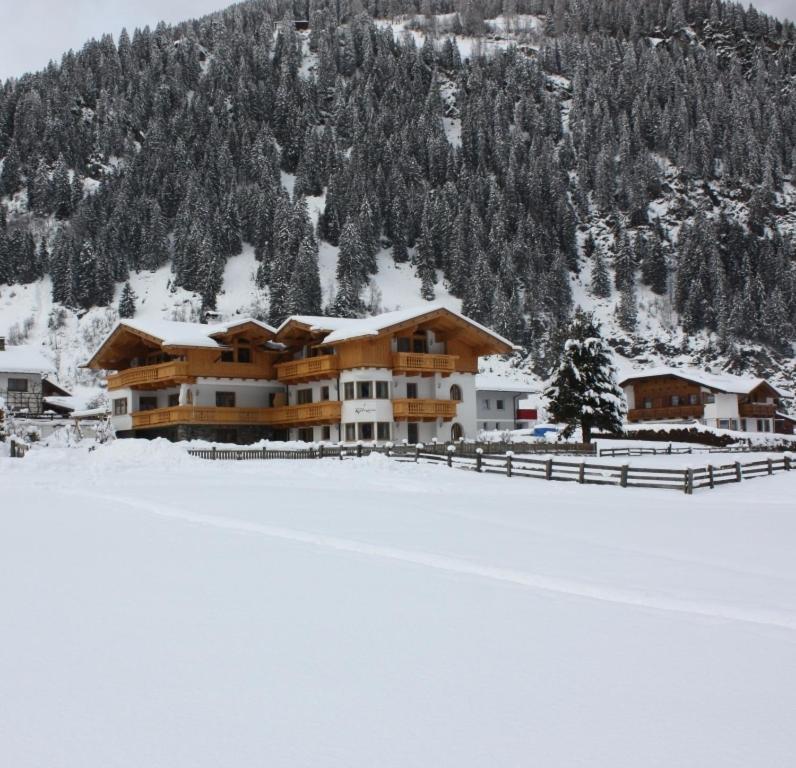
top-left (544, 311), bottom-right (626, 443)
top-left (590, 244), bottom-right (611, 298)
top-left (118, 281), bottom-right (137, 318)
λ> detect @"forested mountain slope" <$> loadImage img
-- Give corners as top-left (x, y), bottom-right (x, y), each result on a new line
top-left (0, 0), bottom-right (794, 392)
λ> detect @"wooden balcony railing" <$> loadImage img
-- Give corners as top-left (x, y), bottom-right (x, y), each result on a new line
top-left (131, 401), bottom-right (342, 430)
top-left (392, 398), bottom-right (458, 421)
top-left (108, 361), bottom-right (191, 390)
top-left (275, 356), bottom-right (339, 383)
top-left (739, 402), bottom-right (777, 418)
top-left (391, 352), bottom-right (458, 376)
top-left (627, 405), bottom-right (704, 422)
top-left (267, 400), bottom-right (342, 427)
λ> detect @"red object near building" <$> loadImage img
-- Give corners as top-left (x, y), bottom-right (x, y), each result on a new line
top-left (516, 408), bottom-right (538, 421)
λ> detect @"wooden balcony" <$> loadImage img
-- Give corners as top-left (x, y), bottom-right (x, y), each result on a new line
top-left (275, 355), bottom-right (339, 384)
top-left (391, 352), bottom-right (458, 376)
top-left (108, 361), bottom-right (192, 391)
top-left (627, 405), bottom-right (704, 422)
top-left (131, 401), bottom-right (342, 430)
top-left (739, 402), bottom-right (777, 418)
top-left (267, 401), bottom-right (342, 427)
top-left (392, 398), bottom-right (458, 422)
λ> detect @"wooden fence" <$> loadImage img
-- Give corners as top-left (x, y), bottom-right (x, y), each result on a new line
top-left (7, 439), bottom-right (30, 458)
top-left (187, 440), bottom-right (596, 462)
top-left (599, 445), bottom-right (789, 457)
top-left (402, 451), bottom-right (794, 494)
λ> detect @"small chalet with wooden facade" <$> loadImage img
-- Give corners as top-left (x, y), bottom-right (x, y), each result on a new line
top-left (86, 304), bottom-right (516, 444)
top-left (620, 367), bottom-right (793, 434)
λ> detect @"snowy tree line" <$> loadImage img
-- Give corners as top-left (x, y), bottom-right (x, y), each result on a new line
top-left (0, 0), bottom-right (795, 367)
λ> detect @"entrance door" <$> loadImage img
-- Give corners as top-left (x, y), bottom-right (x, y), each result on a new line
top-left (407, 422), bottom-right (419, 444)
top-left (451, 423), bottom-right (463, 441)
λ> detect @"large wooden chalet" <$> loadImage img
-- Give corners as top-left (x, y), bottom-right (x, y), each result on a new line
top-left (85, 304), bottom-right (516, 444)
top-left (620, 367), bottom-right (793, 434)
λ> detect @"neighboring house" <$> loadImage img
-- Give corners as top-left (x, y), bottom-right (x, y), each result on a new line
top-left (0, 337), bottom-right (63, 416)
top-left (474, 374), bottom-right (539, 432)
top-left (620, 367), bottom-right (793, 434)
top-left (85, 304), bottom-right (516, 444)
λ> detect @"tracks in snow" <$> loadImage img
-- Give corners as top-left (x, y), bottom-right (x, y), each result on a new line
top-left (61, 487), bottom-right (796, 633)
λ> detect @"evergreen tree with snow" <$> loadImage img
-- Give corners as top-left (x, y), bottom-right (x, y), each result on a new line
top-left (544, 311), bottom-right (626, 443)
top-left (118, 281), bottom-right (137, 318)
top-left (590, 245), bottom-right (611, 299)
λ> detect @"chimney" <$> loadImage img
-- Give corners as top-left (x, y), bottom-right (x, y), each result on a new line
top-left (0, 336), bottom-right (5, 351)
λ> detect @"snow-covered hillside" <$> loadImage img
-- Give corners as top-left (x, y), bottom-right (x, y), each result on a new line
top-left (2, 441), bottom-right (796, 766)
top-left (1, 9), bottom-right (794, 398)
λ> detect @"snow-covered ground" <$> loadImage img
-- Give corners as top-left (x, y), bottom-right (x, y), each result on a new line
top-left (2, 440), bottom-right (796, 767)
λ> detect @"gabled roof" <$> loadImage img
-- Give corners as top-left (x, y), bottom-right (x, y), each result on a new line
top-left (474, 373), bottom-right (538, 393)
top-left (120, 317), bottom-right (277, 348)
top-left (0, 345), bottom-right (55, 375)
top-left (275, 304), bottom-right (518, 352)
top-left (85, 317), bottom-right (278, 369)
top-left (619, 366), bottom-right (793, 398)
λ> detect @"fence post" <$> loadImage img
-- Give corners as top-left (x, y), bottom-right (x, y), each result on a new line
top-left (545, 458), bottom-right (553, 480)
top-left (683, 468), bottom-right (694, 495)
top-left (735, 461), bottom-right (742, 482)
top-left (339, 442), bottom-right (344, 460)
top-left (578, 462), bottom-right (585, 484)
top-left (767, 458), bottom-right (773, 475)
top-left (476, 448), bottom-right (483, 473)
top-left (708, 464), bottom-right (714, 489)
top-left (506, 451), bottom-right (513, 478)
top-left (620, 464), bottom-right (629, 488)
top-left (415, 444), bottom-right (421, 463)
top-left (356, 441), bottom-right (363, 459)
top-left (785, 455), bottom-right (791, 471)
top-left (262, 446), bottom-right (266, 460)
top-left (318, 444), bottom-right (324, 459)
top-left (447, 445), bottom-right (454, 468)
top-left (211, 446), bottom-right (217, 461)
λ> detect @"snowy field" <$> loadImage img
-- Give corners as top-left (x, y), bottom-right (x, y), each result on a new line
top-left (2, 440), bottom-right (796, 767)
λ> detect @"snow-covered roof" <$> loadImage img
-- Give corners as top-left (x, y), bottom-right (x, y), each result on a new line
top-left (619, 366), bottom-right (793, 398)
top-left (474, 374), bottom-right (538, 393)
top-left (119, 317), bottom-right (277, 348)
top-left (43, 395), bottom-right (91, 413)
top-left (0, 345), bottom-right (55, 375)
top-left (277, 304), bottom-right (518, 349)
